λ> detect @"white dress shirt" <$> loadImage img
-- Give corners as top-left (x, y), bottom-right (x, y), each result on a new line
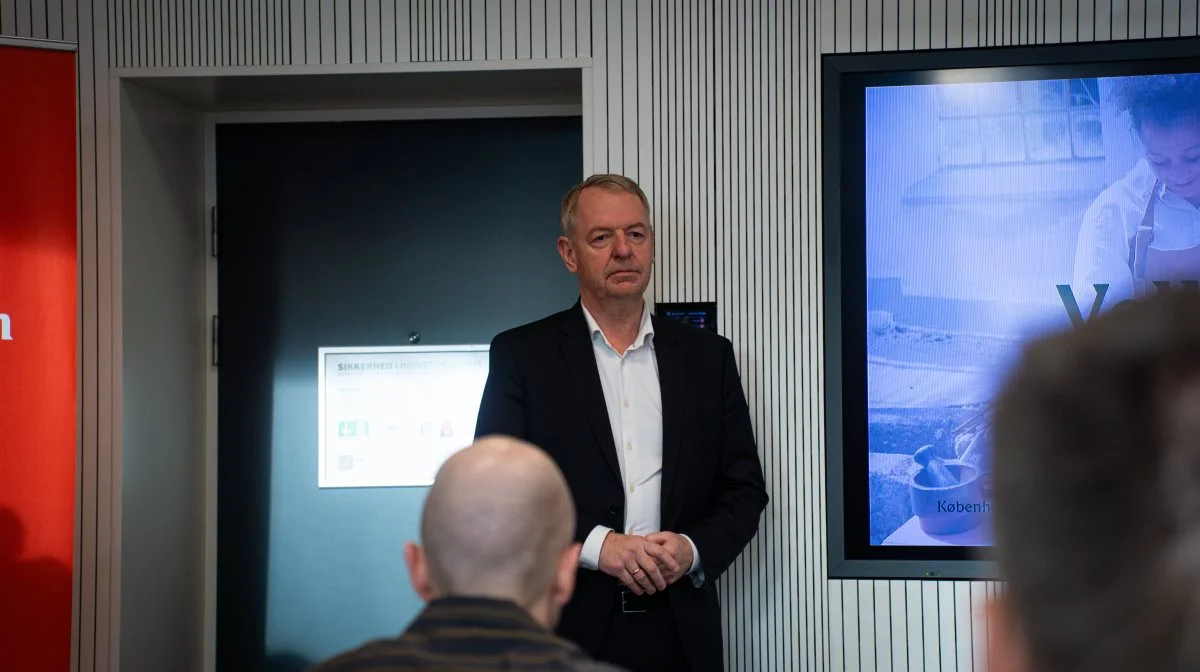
top-left (577, 301), bottom-right (703, 586)
top-left (1073, 159), bottom-right (1200, 309)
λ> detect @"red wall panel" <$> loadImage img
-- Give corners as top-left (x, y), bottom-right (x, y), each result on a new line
top-left (0, 45), bottom-right (78, 672)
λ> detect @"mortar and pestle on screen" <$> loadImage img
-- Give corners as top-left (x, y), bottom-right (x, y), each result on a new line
top-left (909, 444), bottom-right (988, 536)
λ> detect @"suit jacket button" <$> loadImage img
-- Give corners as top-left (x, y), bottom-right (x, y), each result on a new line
top-left (608, 505), bottom-right (619, 517)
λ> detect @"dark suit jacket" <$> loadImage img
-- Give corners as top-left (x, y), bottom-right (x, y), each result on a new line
top-left (308, 596), bottom-right (627, 672)
top-left (474, 301), bottom-right (769, 671)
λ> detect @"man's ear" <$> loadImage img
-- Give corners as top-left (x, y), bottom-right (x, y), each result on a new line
top-left (404, 541), bottom-right (437, 604)
top-left (550, 542), bottom-right (582, 608)
top-left (557, 236), bottom-right (579, 274)
top-left (987, 594), bottom-right (1030, 672)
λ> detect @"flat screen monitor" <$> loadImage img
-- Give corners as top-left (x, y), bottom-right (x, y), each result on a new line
top-left (823, 37), bottom-right (1200, 579)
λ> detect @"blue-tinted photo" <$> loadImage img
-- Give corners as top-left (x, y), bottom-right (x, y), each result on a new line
top-left (866, 73), bottom-right (1200, 546)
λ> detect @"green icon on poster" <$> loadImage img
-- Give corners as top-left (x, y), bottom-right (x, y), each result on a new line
top-left (338, 420), bottom-right (369, 437)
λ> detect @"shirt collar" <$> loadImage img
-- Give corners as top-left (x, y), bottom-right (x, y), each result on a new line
top-left (581, 300), bottom-right (655, 351)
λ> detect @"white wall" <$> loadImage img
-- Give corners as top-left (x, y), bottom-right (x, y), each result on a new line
top-left (5, 0), bottom-right (1198, 670)
top-left (117, 80), bottom-right (207, 672)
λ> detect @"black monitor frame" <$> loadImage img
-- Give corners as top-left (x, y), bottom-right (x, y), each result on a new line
top-left (655, 301), bottom-right (719, 334)
top-left (822, 36), bottom-right (1200, 580)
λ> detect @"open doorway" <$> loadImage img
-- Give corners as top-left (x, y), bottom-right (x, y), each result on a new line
top-left (114, 65), bottom-right (586, 671)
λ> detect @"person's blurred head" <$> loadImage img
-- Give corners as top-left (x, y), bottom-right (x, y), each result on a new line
top-left (988, 288), bottom-right (1200, 671)
top-left (1113, 74), bottom-right (1200, 202)
top-left (404, 435), bottom-right (581, 629)
top-left (557, 174), bottom-right (654, 310)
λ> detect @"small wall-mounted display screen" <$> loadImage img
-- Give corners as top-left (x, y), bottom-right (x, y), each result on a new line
top-left (655, 302), bottom-right (718, 333)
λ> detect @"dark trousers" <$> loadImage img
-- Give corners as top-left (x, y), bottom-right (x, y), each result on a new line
top-left (595, 590), bottom-right (692, 672)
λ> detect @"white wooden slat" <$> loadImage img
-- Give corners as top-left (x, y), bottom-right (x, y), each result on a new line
top-left (1182, 0), bottom-right (1198, 36)
top-left (1114, 0), bottom-right (1130, 41)
top-left (867, 0), bottom-right (883, 51)
top-left (303, 0), bottom-right (318, 64)
top-left (486, 0), bottom-right (501, 59)
top-left (0, 0), bottom-right (19, 38)
top-left (931, 0), bottom-right (947, 47)
top-left (843, 581), bottom-right (862, 669)
top-left (180, 0), bottom-right (190, 66)
top-left (636, 0), bottom-right (652, 193)
top-left (829, 577), bottom-right (846, 670)
top-left (531, 0), bottom-right (545, 58)
top-left (561, 0), bottom-right (575, 57)
top-left (30, 0), bottom-right (45, 38)
top-left (575, 0), bottom-right (590, 56)
top-left (412, 0), bottom-right (424, 61)
top-left (467, 0), bottom-right (484, 59)
top-left (897, 0), bottom-right (913, 49)
top-left (500, 0), bottom-right (515, 58)
top-left (393, 0), bottom-right (409, 61)
top-left (955, 582), bottom-right (975, 669)
top-left (258, 0), bottom-right (268, 65)
top-left (14, 0), bottom-right (29, 36)
top-left (851, 0), bottom-right (866, 50)
top-left (317, 0), bottom-right (334, 63)
top-left (379, 0), bottom-right (396, 62)
top-left (939, 582), bottom-right (960, 672)
top-left (873, 580), bottom-right (893, 671)
top-left (1130, 0), bottom-right (1149, 38)
top-left (922, 581), bottom-right (942, 671)
top-left (516, 0), bottom-right (530, 58)
top-left (620, 0), bottom-right (636, 176)
top-left (947, 0), bottom-right (963, 47)
top-left (280, 0), bottom-right (291, 65)
top-left (913, 0), bottom-right (930, 48)
top-left (545, 0), bottom-right (560, 57)
top-left (590, 0), bottom-right (608, 172)
top-left (971, 582), bottom-right (991, 670)
top-left (364, 0), bottom-right (381, 62)
top-left (63, 0), bottom-right (76, 43)
top-left (882, 0), bottom-right (898, 50)
top-left (859, 579), bottom-right (878, 671)
top-left (890, 581), bottom-right (909, 671)
top-left (1163, 0), bottom-right (1182, 36)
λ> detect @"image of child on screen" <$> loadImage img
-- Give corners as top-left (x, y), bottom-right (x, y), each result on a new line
top-left (864, 72), bottom-right (1200, 548)
top-left (863, 78), bottom-right (1120, 548)
top-left (1072, 74), bottom-right (1200, 310)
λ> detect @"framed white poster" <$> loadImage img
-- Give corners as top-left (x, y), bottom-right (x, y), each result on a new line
top-left (317, 344), bottom-right (490, 488)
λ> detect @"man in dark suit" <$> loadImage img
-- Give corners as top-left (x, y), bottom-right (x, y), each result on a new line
top-left (474, 174), bottom-right (769, 672)
top-left (309, 436), bottom-right (627, 672)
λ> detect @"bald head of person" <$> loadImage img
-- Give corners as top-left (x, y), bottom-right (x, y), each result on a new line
top-left (403, 435), bottom-right (582, 629)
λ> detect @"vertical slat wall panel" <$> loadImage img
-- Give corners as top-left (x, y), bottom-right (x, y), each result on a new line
top-left (0, 0), bottom-right (79, 41)
top-left (640, 1), bottom-right (1197, 669)
top-left (59, 0), bottom-right (1199, 670)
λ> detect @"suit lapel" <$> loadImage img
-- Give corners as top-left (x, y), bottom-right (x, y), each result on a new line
top-left (559, 304), bottom-right (623, 484)
top-left (653, 319), bottom-right (685, 514)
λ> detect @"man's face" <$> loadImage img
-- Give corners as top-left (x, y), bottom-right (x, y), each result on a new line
top-left (558, 188), bottom-right (654, 303)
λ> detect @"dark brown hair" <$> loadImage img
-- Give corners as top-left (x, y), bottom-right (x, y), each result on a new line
top-left (1111, 74), bottom-right (1200, 132)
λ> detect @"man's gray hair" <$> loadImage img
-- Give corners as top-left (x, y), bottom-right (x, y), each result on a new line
top-left (559, 173), bottom-right (651, 237)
